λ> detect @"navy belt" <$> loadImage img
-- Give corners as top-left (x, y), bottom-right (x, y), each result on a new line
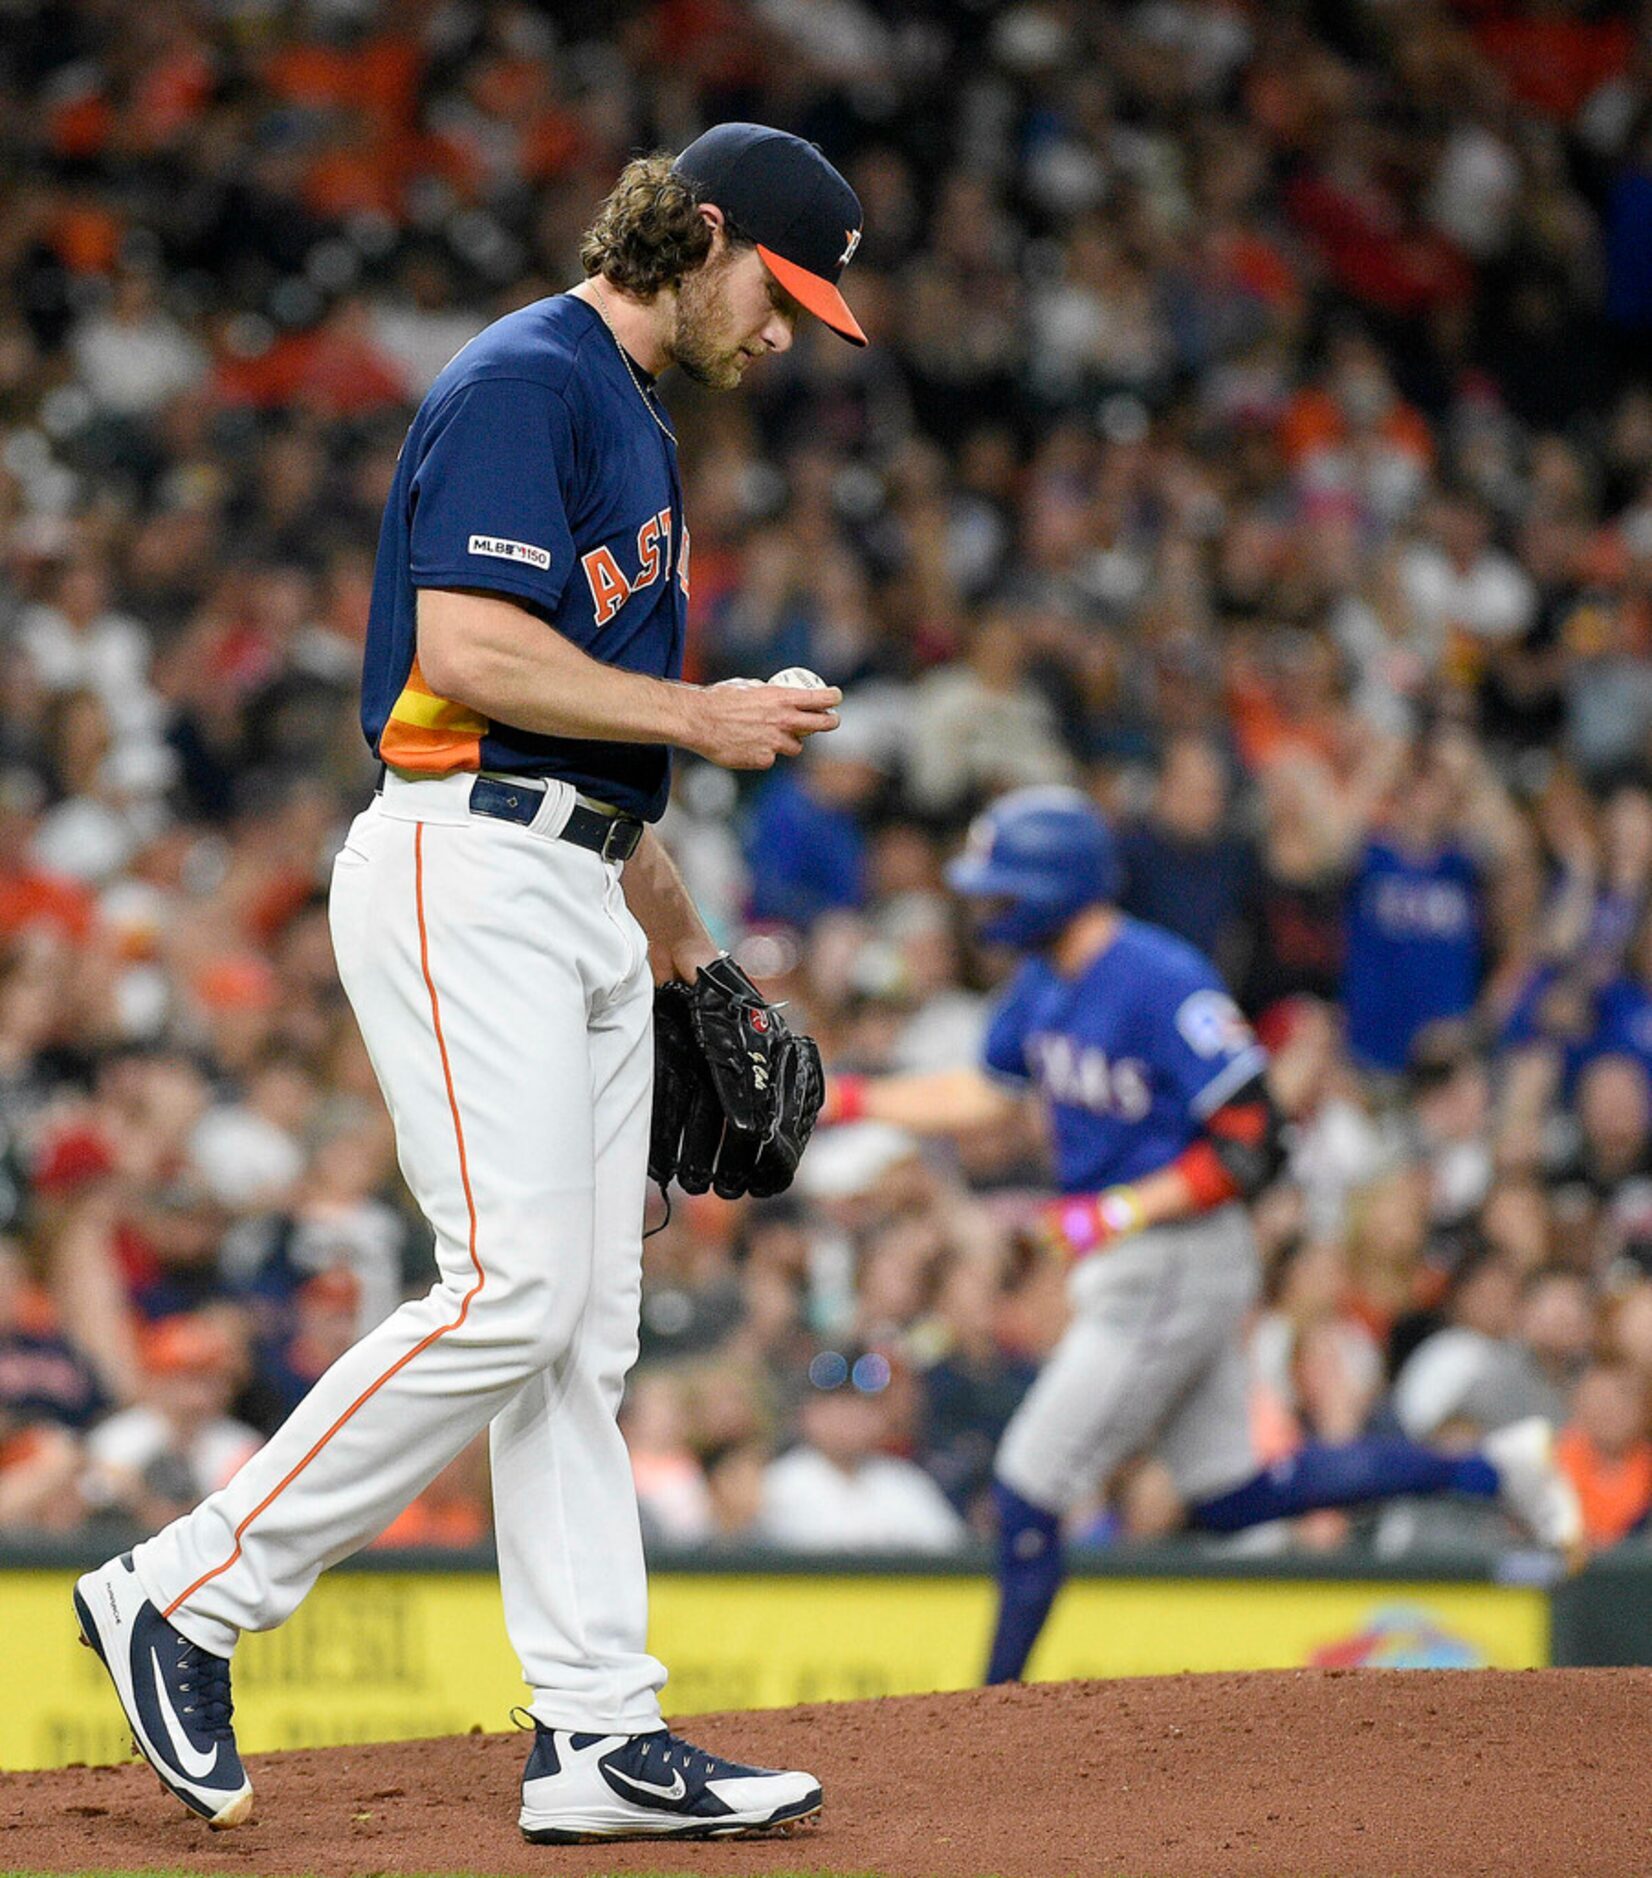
top-left (471, 776), bottom-right (644, 862)
top-left (377, 769), bottom-right (644, 863)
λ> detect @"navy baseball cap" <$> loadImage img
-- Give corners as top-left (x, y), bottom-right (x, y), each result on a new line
top-left (673, 123), bottom-right (867, 346)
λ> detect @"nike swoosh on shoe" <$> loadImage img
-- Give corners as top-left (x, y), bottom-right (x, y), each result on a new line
top-left (606, 1766), bottom-right (688, 1803)
top-left (147, 1644), bottom-right (221, 1781)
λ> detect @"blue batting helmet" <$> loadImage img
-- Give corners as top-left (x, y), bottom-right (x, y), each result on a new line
top-left (944, 787), bottom-right (1120, 948)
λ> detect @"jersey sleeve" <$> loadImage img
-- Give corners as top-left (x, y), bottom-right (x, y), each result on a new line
top-left (408, 377), bottom-right (578, 620)
top-left (981, 963), bottom-right (1038, 1086)
top-left (1152, 960), bottom-right (1269, 1121)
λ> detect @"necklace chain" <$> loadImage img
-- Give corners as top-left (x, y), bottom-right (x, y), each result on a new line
top-left (590, 282), bottom-right (677, 446)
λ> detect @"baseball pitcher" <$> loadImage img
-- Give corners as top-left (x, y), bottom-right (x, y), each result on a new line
top-left (74, 125), bottom-right (858, 1843)
top-left (829, 787), bottom-right (1583, 1683)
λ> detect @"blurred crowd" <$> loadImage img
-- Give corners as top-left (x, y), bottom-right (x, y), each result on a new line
top-left (9, 0), bottom-right (1652, 1563)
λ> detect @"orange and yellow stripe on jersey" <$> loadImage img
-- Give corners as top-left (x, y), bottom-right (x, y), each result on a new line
top-left (377, 657), bottom-right (489, 774)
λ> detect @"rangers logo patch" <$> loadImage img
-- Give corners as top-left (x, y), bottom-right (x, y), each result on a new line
top-left (1175, 990), bottom-right (1253, 1058)
top-left (468, 534), bottom-right (551, 571)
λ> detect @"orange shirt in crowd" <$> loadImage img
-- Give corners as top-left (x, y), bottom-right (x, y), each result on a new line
top-left (1278, 386), bottom-right (1435, 475)
top-left (264, 34), bottom-right (424, 124)
top-left (1223, 663), bottom-right (1344, 775)
top-left (213, 323), bottom-right (408, 417)
top-left (0, 868), bottom-right (96, 944)
top-left (373, 1495), bottom-right (488, 1550)
top-left (1556, 1425), bottom-right (1652, 1547)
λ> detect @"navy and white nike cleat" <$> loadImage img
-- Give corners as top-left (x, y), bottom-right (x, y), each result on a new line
top-left (72, 1554), bottom-right (253, 1829)
top-left (518, 1722), bottom-right (822, 1842)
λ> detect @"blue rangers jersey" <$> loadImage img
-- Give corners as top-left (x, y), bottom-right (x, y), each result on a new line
top-left (983, 917), bottom-right (1268, 1193)
top-left (1342, 839), bottom-right (1480, 1073)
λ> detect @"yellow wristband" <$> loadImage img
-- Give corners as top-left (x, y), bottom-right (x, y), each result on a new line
top-left (1097, 1186), bottom-right (1146, 1236)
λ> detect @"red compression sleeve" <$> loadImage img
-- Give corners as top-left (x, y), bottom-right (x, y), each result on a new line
top-left (1171, 1139), bottom-right (1242, 1210)
top-left (1172, 1086), bottom-right (1277, 1208)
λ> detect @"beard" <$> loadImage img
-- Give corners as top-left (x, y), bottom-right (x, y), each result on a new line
top-left (670, 254), bottom-right (745, 391)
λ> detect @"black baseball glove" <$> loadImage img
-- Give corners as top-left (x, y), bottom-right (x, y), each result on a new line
top-left (648, 956), bottom-right (824, 1201)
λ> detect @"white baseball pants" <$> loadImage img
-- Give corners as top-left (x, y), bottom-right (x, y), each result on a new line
top-left (132, 771), bottom-right (667, 1734)
top-left (995, 1203), bottom-right (1262, 1512)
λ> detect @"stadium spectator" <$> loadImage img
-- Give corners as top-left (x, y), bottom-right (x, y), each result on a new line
top-left (915, 1250), bottom-right (1036, 1526)
top-left (741, 720), bottom-right (879, 928)
top-left (1404, 1022), bottom-right (1496, 1234)
top-left (1557, 1361), bottom-right (1652, 1547)
top-left (1118, 734), bottom-right (1255, 982)
top-left (0, 1242), bottom-right (101, 1530)
top-left (84, 1313), bottom-right (259, 1532)
top-left (759, 1350), bottom-right (967, 1553)
top-left (902, 609), bottom-right (1074, 819)
top-left (1241, 760), bottom-right (1357, 1015)
top-left (624, 1371), bottom-right (715, 1547)
top-left (374, 1437), bottom-right (491, 1551)
top-left (1550, 1053), bottom-right (1652, 1279)
top-left (703, 1439), bottom-right (770, 1546)
top-left (1251, 1236), bottom-right (1386, 1457)
top-left (1392, 1250), bottom-right (1564, 1443)
top-left (1342, 747), bottom-right (1488, 1074)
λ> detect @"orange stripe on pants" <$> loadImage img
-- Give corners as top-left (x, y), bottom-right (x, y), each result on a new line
top-left (163, 823), bottom-right (484, 1621)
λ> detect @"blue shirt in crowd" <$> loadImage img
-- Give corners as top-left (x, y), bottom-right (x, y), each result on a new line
top-left (1342, 839), bottom-right (1482, 1072)
top-left (743, 773), bottom-right (867, 927)
top-left (1503, 965), bottom-right (1652, 1097)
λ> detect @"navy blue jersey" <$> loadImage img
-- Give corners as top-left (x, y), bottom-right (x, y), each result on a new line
top-left (1342, 839), bottom-right (1480, 1072)
top-left (361, 293), bottom-right (688, 820)
top-left (982, 917), bottom-right (1268, 1193)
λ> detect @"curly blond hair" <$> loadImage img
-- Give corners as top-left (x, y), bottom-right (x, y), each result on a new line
top-left (580, 153), bottom-right (732, 299)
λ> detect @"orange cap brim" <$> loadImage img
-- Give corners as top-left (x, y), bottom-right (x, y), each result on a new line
top-left (757, 244), bottom-right (867, 346)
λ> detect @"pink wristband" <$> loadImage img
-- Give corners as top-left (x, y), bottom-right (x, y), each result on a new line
top-left (1052, 1196), bottom-right (1105, 1254)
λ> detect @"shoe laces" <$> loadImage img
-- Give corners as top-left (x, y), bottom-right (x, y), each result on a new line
top-left (174, 1636), bottom-right (235, 1737)
top-left (632, 1729), bottom-right (727, 1786)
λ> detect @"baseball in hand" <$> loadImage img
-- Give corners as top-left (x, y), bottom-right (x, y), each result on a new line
top-left (769, 667), bottom-right (829, 690)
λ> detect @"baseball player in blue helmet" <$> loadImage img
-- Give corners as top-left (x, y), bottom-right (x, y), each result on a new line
top-left (945, 786), bottom-right (1123, 948)
top-left (830, 785), bottom-right (1582, 1683)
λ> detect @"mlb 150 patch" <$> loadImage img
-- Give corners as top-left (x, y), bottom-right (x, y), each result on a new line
top-left (468, 534), bottom-right (552, 570)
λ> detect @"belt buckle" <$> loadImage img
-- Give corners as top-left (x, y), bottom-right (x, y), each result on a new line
top-left (601, 816), bottom-right (641, 863)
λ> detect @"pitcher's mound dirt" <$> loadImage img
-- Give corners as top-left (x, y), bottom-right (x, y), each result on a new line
top-left (3, 1668), bottom-right (1651, 1877)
